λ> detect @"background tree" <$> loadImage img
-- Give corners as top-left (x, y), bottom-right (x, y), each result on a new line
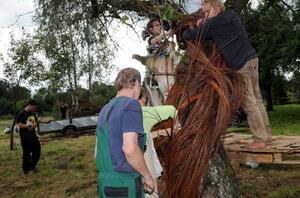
top-left (35, 0), bottom-right (114, 108)
top-left (242, 0), bottom-right (299, 110)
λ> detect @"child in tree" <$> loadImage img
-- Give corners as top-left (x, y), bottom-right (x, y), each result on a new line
top-left (144, 18), bottom-right (171, 55)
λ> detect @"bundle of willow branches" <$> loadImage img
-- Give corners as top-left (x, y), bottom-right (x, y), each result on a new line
top-left (157, 15), bottom-right (246, 197)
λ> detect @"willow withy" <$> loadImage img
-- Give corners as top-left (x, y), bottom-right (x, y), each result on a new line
top-left (156, 18), bottom-right (246, 197)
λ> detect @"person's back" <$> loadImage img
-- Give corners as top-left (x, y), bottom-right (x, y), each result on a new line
top-left (95, 68), bottom-right (154, 198)
top-left (97, 96), bottom-right (144, 172)
top-left (182, 8), bottom-right (256, 70)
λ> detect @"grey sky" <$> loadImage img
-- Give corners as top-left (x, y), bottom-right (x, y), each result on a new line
top-left (0, 0), bottom-right (36, 78)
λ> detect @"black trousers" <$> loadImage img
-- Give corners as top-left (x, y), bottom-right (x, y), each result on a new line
top-left (20, 135), bottom-right (41, 173)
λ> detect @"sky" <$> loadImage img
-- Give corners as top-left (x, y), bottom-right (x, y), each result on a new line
top-left (0, 0), bottom-right (36, 79)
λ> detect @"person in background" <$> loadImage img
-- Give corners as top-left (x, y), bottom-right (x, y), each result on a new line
top-left (95, 68), bottom-right (154, 198)
top-left (182, 0), bottom-right (272, 149)
top-left (59, 100), bottom-right (68, 119)
top-left (17, 99), bottom-right (40, 175)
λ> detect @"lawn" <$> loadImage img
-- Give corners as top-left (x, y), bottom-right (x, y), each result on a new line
top-left (0, 104), bottom-right (299, 197)
top-left (268, 104), bottom-right (300, 135)
top-left (228, 104), bottom-right (300, 136)
top-left (0, 135), bottom-right (98, 198)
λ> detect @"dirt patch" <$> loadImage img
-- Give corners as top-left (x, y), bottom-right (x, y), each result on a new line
top-left (233, 163), bottom-right (300, 197)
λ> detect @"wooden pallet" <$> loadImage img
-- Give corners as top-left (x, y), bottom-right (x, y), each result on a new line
top-left (223, 133), bottom-right (300, 165)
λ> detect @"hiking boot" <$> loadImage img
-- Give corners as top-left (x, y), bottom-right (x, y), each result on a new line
top-left (246, 141), bottom-right (266, 149)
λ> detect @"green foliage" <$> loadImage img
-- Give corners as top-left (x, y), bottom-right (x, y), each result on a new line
top-left (90, 82), bottom-right (116, 107)
top-left (242, 1), bottom-right (299, 110)
top-left (0, 98), bottom-right (13, 116)
top-left (161, 3), bottom-right (177, 21)
top-left (3, 32), bottom-right (44, 86)
top-left (16, 99), bottom-right (29, 115)
top-left (289, 71), bottom-right (300, 100)
top-left (35, 0), bottom-right (114, 94)
top-left (229, 104), bottom-right (300, 136)
top-left (272, 72), bottom-right (288, 104)
top-left (33, 90), bottom-right (58, 114)
top-left (268, 104), bottom-right (300, 135)
top-left (0, 79), bottom-right (31, 116)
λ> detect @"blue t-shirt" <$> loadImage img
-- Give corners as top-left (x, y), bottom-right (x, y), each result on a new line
top-left (97, 96), bottom-right (144, 173)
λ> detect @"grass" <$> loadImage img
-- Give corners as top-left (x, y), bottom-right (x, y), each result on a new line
top-left (0, 135), bottom-right (98, 198)
top-left (268, 104), bottom-right (300, 135)
top-left (0, 119), bottom-right (13, 134)
top-left (228, 104), bottom-right (300, 136)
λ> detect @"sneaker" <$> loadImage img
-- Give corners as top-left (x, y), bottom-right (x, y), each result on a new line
top-left (246, 141), bottom-right (266, 149)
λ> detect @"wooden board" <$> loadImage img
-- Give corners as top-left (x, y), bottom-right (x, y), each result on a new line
top-left (224, 133), bottom-right (300, 164)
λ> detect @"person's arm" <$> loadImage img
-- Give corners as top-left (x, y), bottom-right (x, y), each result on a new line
top-left (123, 132), bottom-right (154, 193)
top-left (17, 112), bottom-right (29, 129)
top-left (182, 26), bottom-right (201, 40)
top-left (151, 30), bottom-right (172, 45)
top-left (18, 123), bottom-right (30, 129)
top-left (151, 128), bottom-right (172, 138)
top-left (150, 117), bottom-right (181, 139)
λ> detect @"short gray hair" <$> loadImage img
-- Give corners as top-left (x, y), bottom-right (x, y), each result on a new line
top-left (114, 68), bottom-right (141, 91)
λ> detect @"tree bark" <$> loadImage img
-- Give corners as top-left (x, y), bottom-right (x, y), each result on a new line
top-left (201, 145), bottom-right (241, 198)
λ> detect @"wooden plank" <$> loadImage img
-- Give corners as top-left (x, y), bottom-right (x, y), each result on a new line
top-left (225, 144), bottom-right (300, 153)
top-left (227, 151), bottom-right (273, 163)
top-left (228, 152), bottom-right (300, 164)
top-left (290, 143), bottom-right (300, 148)
top-left (274, 140), bottom-right (300, 150)
top-left (273, 153), bottom-right (283, 162)
top-left (273, 160), bottom-right (300, 165)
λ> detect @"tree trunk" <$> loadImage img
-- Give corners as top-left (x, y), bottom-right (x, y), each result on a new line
top-left (10, 100), bottom-right (17, 150)
top-left (263, 70), bottom-right (273, 111)
top-left (265, 83), bottom-right (273, 111)
top-left (201, 145), bottom-right (241, 198)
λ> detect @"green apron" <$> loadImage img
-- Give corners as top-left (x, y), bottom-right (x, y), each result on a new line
top-left (96, 101), bottom-right (145, 198)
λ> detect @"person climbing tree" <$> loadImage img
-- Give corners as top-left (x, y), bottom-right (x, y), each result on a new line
top-left (182, 0), bottom-right (272, 149)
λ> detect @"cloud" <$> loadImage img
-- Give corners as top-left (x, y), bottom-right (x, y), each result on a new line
top-left (0, 0), bottom-right (36, 78)
top-left (0, 0), bottom-right (35, 27)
